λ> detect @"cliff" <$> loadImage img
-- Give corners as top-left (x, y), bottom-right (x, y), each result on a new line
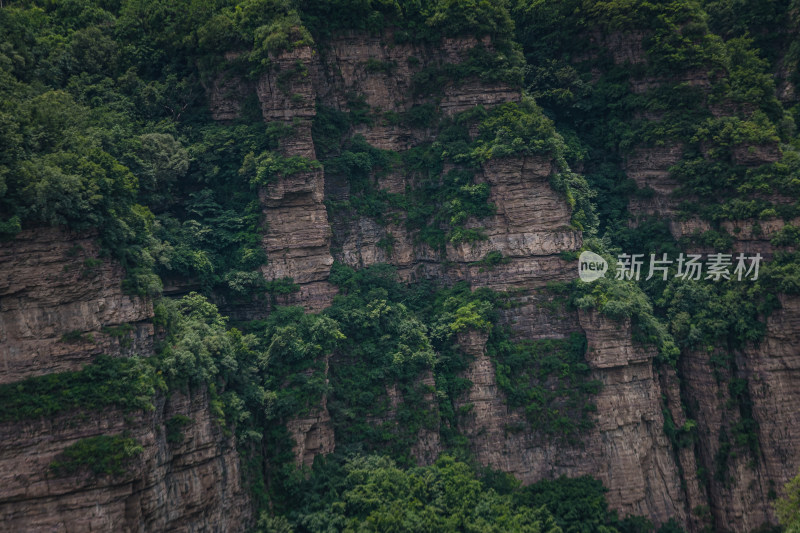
top-left (206, 30), bottom-right (691, 527)
top-left (0, 228), bottom-right (252, 531)
top-left (592, 25), bottom-right (800, 531)
top-left (3, 5), bottom-right (800, 531)
top-left (0, 388), bottom-right (250, 532)
top-left (0, 228), bottom-right (153, 385)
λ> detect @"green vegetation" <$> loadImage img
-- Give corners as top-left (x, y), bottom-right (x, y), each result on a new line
top-left (281, 455), bottom-right (560, 532)
top-left (471, 250), bottom-right (511, 271)
top-left (4, 0), bottom-right (800, 530)
top-left (318, 98), bottom-right (593, 249)
top-left (258, 454), bottom-right (679, 532)
top-left (60, 330), bottom-right (94, 344)
top-left (49, 434), bottom-right (143, 477)
top-left (0, 355), bottom-right (163, 422)
top-left (165, 415), bottom-right (194, 444)
top-left (776, 468), bottom-right (800, 533)
top-left (102, 323), bottom-right (135, 348)
top-left (490, 332), bottom-right (601, 440)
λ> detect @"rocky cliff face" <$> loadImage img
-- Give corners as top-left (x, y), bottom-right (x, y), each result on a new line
top-left (6, 20), bottom-right (798, 532)
top-left (598, 28), bottom-right (800, 531)
top-left (0, 388), bottom-right (250, 532)
top-left (0, 228), bottom-right (153, 385)
top-left (676, 291), bottom-right (800, 531)
top-left (212, 26), bottom-right (800, 531)
top-left (448, 315), bottom-right (687, 525)
top-left (0, 228), bottom-right (252, 531)
top-left (206, 30), bottom-right (694, 528)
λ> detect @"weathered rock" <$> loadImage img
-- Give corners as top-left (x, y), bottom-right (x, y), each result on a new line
top-left (732, 143), bottom-right (781, 167)
top-left (0, 388), bottom-right (251, 532)
top-left (680, 292), bottom-right (800, 531)
top-left (452, 318), bottom-right (687, 525)
top-left (285, 357), bottom-right (335, 467)
top-left (0, 228), bottom-right (153, 385)
top-left (624, 142), bottom-right (683, 221)
top-left (255, 49), bottom-right (337, 312)
top-left (0, 227), bottom-right (252, 531)
top-left (207, 53), bottom-right (256, 121)
top-left (200, 24), bottom-right (800, 532)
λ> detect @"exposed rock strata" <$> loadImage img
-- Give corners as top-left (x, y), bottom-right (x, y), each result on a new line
top-left (0, 228), bottom-right (153, 385)
top-left (256, 47), bottom-right (336, 312)
top-left (603, 29), bottom-right (800, 531)
top-left (0, 228), bottom-right (252, 531)
top-left (0, 388), bottom-right (251, 532)
top-left (225, 31), bottom-right (683, 527)
top-left (202, 27), bottom-right (800, 532)
top-left (452, 318), bottom-right (687, 525)
top-left (285, 356), bottom-right (335, 467)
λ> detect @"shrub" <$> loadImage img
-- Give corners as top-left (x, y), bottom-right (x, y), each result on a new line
top-left (50, 434), bottom-right (143, 477)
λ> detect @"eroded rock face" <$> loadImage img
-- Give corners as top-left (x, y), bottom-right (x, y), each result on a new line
top-left (0, 389), bottom-right (251, 532)
top-left (207, 30), bottom-right (688, 527)
top-left (255, 48), bottom-right (337, 312)
top-left (624, 142), bottom-right (684, 221)
top-left (679, 293), bottom-right (800, 531)
top-left (333, 155), bottom-right (581, 289)
top-left (0, 228), bottom-right (153, 385)
top-left (599, 29), bottom-right (800, 531)
top-left (747, 295), bottom-right (800, 484)
top-left (0, 228), bottom-right (252, 531)
top-left (203, 26), bottom-right (799, 532)
top-left (285, 356), bottom-right (335, 467)
top-left (452, 316), bottom-right (687, 525)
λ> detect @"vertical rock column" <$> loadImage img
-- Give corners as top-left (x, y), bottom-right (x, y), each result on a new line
top-left (256, 46), bottom-right (336, 312)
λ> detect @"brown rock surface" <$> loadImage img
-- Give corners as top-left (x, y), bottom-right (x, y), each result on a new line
top-left (165, 24), bottom-right (800, 531)
top-left (285, 357), bottom-right (335, 467)
top-left (452, 319), bottom-right (687, 525)
top-left (624, 142), bottom-right (683, 221)
top-left (680, 293), bottom-right (800, 531)
top-left (0, 388), bottom-right (251, 532)
top-left (256, 48), bottom-right (337, 312)
top-left (0, 228), bottom-right (252, 531)
top-left (603, 29), bottom-right (800, 530)
top-left (0, 228), bottom-right (153, 385)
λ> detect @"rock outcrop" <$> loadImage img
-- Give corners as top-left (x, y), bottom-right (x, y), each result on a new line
top-left (0, 388), bottom-right (251, 532)
top-left (202, 24), bottom-right (800, 532)
top-left (597, 28), bottom-right (800, 531)
top-left (255, 46), bottom-right (337, 312)
top-left (208, 29), bottom-right (689, 527)
top-left (0, 228), bottom-right (252, 531)
top-left (285, 356), bottom-right (335, 467)
top-left (451, 313), bottom-right (687, 525)
top-left (0, 228), bottom-right (153, 385)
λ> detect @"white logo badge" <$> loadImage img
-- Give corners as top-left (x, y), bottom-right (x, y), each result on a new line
top-left (578, 251), bottom-right (607, 282)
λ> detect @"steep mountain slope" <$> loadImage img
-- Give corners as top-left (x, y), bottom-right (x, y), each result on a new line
top-left (1, 1), bottom-right (799, 532)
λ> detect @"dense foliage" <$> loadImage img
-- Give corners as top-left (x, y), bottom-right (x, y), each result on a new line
top-left (4, 0), bottom-right (800, 531)
top-left (777, 468), bottom-right (800, 533)
top-left (0, 354), bottom-right (163, 422)
top-left (49, 434), bottom-right (143, 477)
top-left (282, 455), bottom-right (560, 532)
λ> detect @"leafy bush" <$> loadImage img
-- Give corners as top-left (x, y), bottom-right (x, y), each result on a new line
top-left (50, 434), bottom-right (143, 477)
top-left (289, 455), bottom-right (561, 532)
top-left (775, 468), bottom-right (800, 533)
top-left (0, 355), bottom-right (163, 422)
top-left (165, 415), bottom-right (193, 444)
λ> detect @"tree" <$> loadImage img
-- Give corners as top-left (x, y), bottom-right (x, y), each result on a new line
top-left (776, 469), bottom-right (800, 533)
